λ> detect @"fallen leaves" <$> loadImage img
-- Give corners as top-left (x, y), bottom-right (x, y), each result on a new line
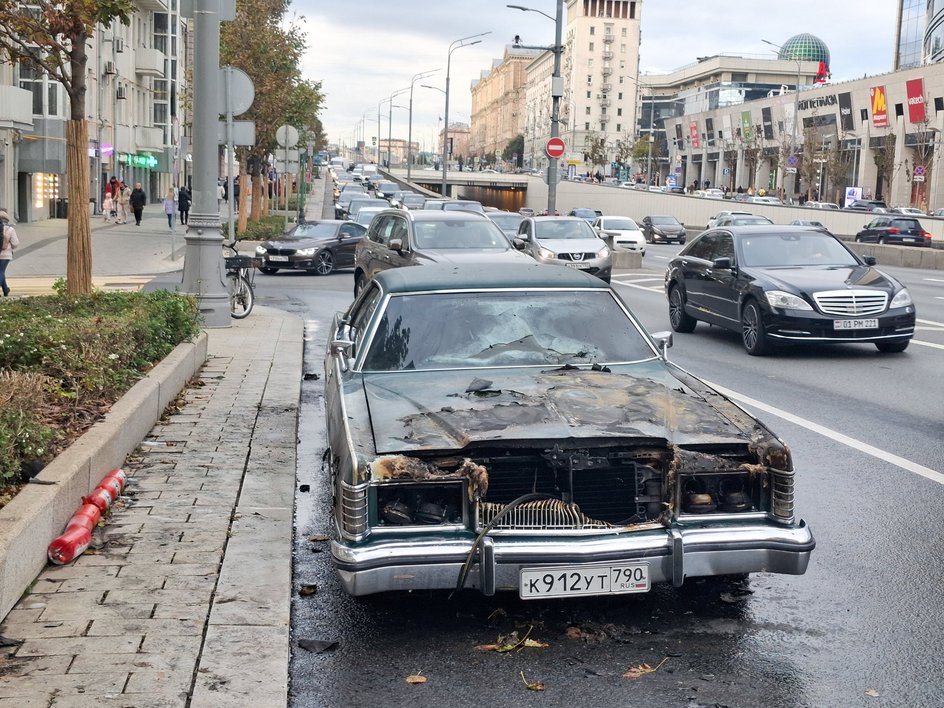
top-left (298, 584), bottom-right (318, 597)
top-left (476, 626), bottom-right (548, 653)
top-left (307, 534), bottom-right (329, 542)
top-left (405, 673), bottom-right (427, 685)
top-left (623, 656), bottom-right (669, 679)
top-left (520, 671), bottom-right (545, 692)
top-left (865, 688), bottom-right (880, 698)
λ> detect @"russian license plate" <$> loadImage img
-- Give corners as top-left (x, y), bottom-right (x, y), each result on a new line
top-left (268, 255), bottom-right (290, 262)
top-left (834, 318), bottom-right (879, 330)
top-left (565, 262), bottom-right (591, 269)
top-left (520, 563), bottom-right (650, 599)
top-left (903, 237), bottom-right (915, 242)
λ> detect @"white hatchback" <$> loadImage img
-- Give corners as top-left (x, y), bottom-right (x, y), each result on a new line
top-left (592, 215), bottom-right (646, 254)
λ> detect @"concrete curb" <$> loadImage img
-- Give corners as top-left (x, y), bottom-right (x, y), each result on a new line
top-left (0, 332), bottom-right (209, 620)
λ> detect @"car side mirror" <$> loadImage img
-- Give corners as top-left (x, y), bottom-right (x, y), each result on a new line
top-left (863, 256), bottom-right (877, 266)
top-left (389, 237), bottom-right (404, 253)
top-left (712, 257), bottom-right (733, 269)
top-left (651, 330), bottom-right (673, 356)
top-left (512, 239), bottom-right (526, 250)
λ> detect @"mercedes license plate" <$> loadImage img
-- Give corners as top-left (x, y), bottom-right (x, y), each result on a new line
top-left (269, 255), bottom-right (290, 262)
top-left (565, 262), bottom-right (591, 270)
top-left (834, 318), bottom-right (879, 330)
top-left (520, 563), bottom-right (650, 599)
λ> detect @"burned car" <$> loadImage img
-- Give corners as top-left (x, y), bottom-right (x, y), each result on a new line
top-left (324, 263), bottom-right (814, 598)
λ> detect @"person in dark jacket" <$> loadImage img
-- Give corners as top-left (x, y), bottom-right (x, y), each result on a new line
top-left (130, 183), bottom-right (147, 225)
top-left (178, 187), bottom-right (191, 225)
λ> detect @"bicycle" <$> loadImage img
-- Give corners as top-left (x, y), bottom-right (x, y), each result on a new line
top-left (223, 242), bottom-right (260, 319)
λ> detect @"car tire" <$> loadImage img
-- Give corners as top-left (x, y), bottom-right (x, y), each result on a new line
top-left (354, 271), bottom-right (365, 297)
top-left (259, 266), bottom-right (279, 275)
top-left (678, 238), bottom-right (686, 245)
top-left (668, 286), bottom-right (697, 333)
top-left (741, 300), bottom-right (771, 356)
top-left (854, 235), bottom-right (861, 242)
top-left (875, 340), bottom-right (909, 353)
top-left (878, 236), bottom-right (886, 245)
top-left (314, 250), bottom-right (335, 276)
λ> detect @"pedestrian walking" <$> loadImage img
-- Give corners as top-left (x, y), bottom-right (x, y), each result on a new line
top-left (130, 182), bottom-right (146, 226)
top-left (102, 191), bottom-right (115, 223)
top-left (233, 177), bottom-right (240, 211)
top-left (117, 182), bottom-right (131, 223)
top-left (0, 209), bottom-right (20, 297)
top-left (163, 189), bottom-right (176, 229)
top-left (217, 181), bottom-right (225, 210)
top-left (178, 186), bottom-right (191, 225)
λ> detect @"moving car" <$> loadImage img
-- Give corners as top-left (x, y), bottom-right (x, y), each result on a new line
top-left (854, 216), bottom-right (932, 246)
top-left (707, 210), bottom-right (753, 229)
top-left (591, 215), bottom-right (646, 254)
top-left (846, 199), bottom-right (888, 212)
top-left (442, 200), bottom-right (485, 213)
top-left (399, 193), bottom-right (426, 210)
top-left (641, 215), bottom-right (687, 244)
top-left (889, 207), bottom-right (927, 216)
top-left (515, 215), bottom-right (612, 282)
top-left (805, 201), bottom-right (841, 210)
top-left (323, 263), bottom-right (815, 597)
top-left (789, 219), bottom-right (828, 231)
top-left (665, 225), bottom-right (915, 355)
top-left (255, 220), bottom-right (366, 275)
top-left (371, 181), bottom-right (400, 200)
top-left (568, 207), bottom-right (600, 223)
top-left (712, 214), bottom-right (773, 228)
top-left (347, 198), bottom-right (389, 222)
top-left (353, 209), bottom-right (530, 294)
top-left (485, 211), bottom-right (524, 241)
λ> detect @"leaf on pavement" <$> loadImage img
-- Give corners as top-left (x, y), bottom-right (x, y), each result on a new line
top-left (522, 638), bottom-right (549, 648)
top-left (307, 534), bottom-right (329, 542)
top-left (865, 688), bottom-right (880, 698)
top-left (298, 584), bottom-right (318, 596)
top-left (623, 657), bottom-right (669, 678)
top-left (405, 673), bottom-right (427, 685)
top-left (476, 626), bottom-right (547, 653)
top-left (520, 671), bottom-right (545, 692)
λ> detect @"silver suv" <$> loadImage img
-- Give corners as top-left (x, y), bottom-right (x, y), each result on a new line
top-left (515, 216), bottom-right (612, 283)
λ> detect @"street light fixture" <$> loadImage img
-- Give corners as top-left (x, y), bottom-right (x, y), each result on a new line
top-left (441, 31), bottom-right (491, 195)
top-left (508, 2), bottom-right (564, 214)
top-left (407, 69), bottom-right (440, 181)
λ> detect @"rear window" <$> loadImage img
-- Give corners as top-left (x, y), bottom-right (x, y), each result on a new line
top-left (891, 219), bottom-right (921, 230)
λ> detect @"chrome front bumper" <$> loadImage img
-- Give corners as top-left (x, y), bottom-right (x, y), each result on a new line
top-left (331, 521), bottom-right (815, 596)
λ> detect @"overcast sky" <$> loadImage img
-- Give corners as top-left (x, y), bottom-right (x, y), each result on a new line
top-left (296, 1), bottom-right (900, 150)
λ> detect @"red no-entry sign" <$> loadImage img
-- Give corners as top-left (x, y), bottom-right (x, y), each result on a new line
top-left (545, 137), bottom-right (565, 159)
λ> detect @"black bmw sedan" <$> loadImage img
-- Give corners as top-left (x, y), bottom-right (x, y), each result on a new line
top-left (255, 220), bottom-right (366, 275)
top-left (664, 225), bottom-right (915, 355)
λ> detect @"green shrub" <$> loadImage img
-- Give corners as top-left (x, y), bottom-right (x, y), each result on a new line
top-left (239, 215), bottom-right (288, 241)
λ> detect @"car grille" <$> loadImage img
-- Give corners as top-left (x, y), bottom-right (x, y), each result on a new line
top-left (266, 248), bottom-right (298, 256)
top-left (813, 290), bottom-right (888, 316)
top-left (556, 252), bottom-right (597, 262)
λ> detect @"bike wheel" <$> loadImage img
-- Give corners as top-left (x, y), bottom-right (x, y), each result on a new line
top-left (228, 272), bottom-right (254, 319)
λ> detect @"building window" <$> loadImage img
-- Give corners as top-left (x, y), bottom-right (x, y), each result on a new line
top-left (620, 43), bottom-right (626, 53)
top-left (586, 90), bottom-right (591, 98)
top-left (618, 92), bottom-right (623, 100)
top-left (617, 108), bottom-right (622, 116)
top-left (621, 27), bottom-right (627, 37)
top-left (589, 42), bottom-right (594, 51)
top-left (587, 74), bottom-right (592, 84)
top-left (616, 123), bottom-right (621, 132)
top-left (590, 26), bottom-right (595, 35)
top-left (585, 122), bottom-right (590, 130)
top-left (18, 56), bottom-right (62, 117)
top-left (586, 106), bottom-right (591, 115)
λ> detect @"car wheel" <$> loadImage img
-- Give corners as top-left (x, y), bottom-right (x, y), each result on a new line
top-left (314, 250), bottom-right (335, 276)
top-left (668, 286), bottom-right (697, 333)
top-left (878, 236), bottom-right (886, 245)
top-left (259, 266), bottom-right (279, 275)
top-left (876, 340), bottom-right (909, 353)
top-left (354, 271), bottom-right (365, 297)
top-left (741, 300), bottom-right (771, 356)
top-left (678, 238), bottom-right (686, 245)
top-left (854, 235), bottom-right (861, 242)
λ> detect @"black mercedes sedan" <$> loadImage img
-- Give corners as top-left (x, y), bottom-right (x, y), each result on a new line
top-left (255, 220), bottom-right (366, 275)
top-left (665, 225), bottom-right (915, 355)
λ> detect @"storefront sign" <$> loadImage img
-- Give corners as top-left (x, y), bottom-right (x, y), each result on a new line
top-left (740, 111), bottom-right (753, 141)
top-left (761, 107), bottom-right (774, 140)
top-left (121, 153), bottom-right (158, 169)
top-left (838, 92), bottom-right (854, 132)
top-left (798, 94), bottom-right (837, 111)
top-left (689, 121), bottom-right (700, 149)
top-left (870, 86), bottom-right (888, 128)
top-left (906, 78), bottom-right (926, 124)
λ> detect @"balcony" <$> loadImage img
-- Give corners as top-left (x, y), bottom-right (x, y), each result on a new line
top-left (602, 83), bottom-right (613, 92)
top-left (600, 98), bottom-right (611, 108)
top-left (133, 0), bottom-right (167, 11)
top-left (602, 51), bottom-right (613, 60)
top-left (601, 65), bottom-right (613, 76)
top-left (135, 47), bottom-right (165, 77)
top-left (602, 34), bottom-right (614, 43)
top-left (0, 85), bottom-right (34, 130)
top-left (134, 125), bottom-right (164, 150)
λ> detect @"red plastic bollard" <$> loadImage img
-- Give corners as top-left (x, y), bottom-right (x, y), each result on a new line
top-left (47, 526), bottom-right (92, 565)
top-left (66, 503), bottom-right (102, 532)
top-left (84, 487), bottom-right (116, 512)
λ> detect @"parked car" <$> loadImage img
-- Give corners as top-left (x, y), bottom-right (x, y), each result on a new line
top-left (854, 216), bottom-right (932, 246)
top-left (399, 193), bottom-right (426, 210)
top-left (701, 188), bottom-right (725, 199)
top-left (929, 207), bottom-right (944, 218)
top-left (805, 201), bottom-right (841, 210)
top-left (323, 262), bottom-right (815, 597)
top-left (665, 185), bottom-right (687, 195)
top-left (591, 215), bottom-right (646, 254)
top-left (889, 207), bottom-right (927, 216)
top-left (789, 219), bottom-right (828, 230)
top-left (708, 211), bottom-right (753, 229)
top-left (353, 209), bottom-right (530, 294)
top-left (518, 207), bottom-right (536, 217)
top-left (748, 195), bottom-right (783, 205)
top-left (665, 225), bottom-right (915, 355)
top-left (641, 215), bottom-right (687, 244)
top-left (568, 207), bottom-right (599, 223)
top-left (846, 199), bottom-right (888, 212)
top-left (515, 215), bottom-right (612, 282)
top-left (255, 220), bottom-right (366, 275)
top-left (442, 200), bottom-right (485, 213)
top-left (712, 214), bottom-right (773, 228)
top-left (347, 198), bottom-right (389, 222)
top-left (486, 211), bottom-right (524, 241)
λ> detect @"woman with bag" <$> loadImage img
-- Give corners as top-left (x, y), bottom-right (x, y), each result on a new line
top-left (0, 209), bottom-right (20, 297)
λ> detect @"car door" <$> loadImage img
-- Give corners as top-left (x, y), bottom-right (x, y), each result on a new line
top-left (335, 222), bottom-right (365, 267)
top-left (676, 232), bottom-right (719, 320)
top-left (516, 219), bottom-right (536, 257)
top-left (860, 217), bottom-right (887, 242)
top-left (699, 231), bottom-right (740, 326)
top-left (359, 214), bottom-right (395, 279)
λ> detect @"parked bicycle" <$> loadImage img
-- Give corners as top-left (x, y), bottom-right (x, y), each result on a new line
top-left (223, 242), bottom-right (260, 319)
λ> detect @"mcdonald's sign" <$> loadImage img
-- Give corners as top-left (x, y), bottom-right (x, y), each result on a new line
top-left (871, 85), bottom-right (888, 128)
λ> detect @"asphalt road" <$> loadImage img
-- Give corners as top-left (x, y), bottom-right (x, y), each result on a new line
top-left (251, 252), bottom-right (944, 708)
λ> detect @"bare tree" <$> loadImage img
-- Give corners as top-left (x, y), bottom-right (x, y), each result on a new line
top-left (584, 133), bottom-right (608, 174)
top-left (824, 138), bottom-right (853, 205)
top-left (872, 132), bottom-right (899, 202)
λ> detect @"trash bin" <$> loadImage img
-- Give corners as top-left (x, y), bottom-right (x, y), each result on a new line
top-left (55, 198), bottom-right (68, 219)
top-left (90, 197), bottom-right (97, 217)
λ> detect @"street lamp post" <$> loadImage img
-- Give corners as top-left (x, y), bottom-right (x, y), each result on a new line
top-left (407, 69), bottom-right (439, 181)
top-left (442, 32), bottom-right (491, 196)
top-left (762, 39), bottom-right (802, 201)
top-left (508, 2), bottom-right (564, 214)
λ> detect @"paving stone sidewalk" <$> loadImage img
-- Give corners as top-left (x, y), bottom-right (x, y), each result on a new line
top-left (0, 308), bottom-right (303, 707)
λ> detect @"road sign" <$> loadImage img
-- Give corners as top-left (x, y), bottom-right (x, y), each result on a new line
top-left (545, 137), bottom-right (565, 159)
top-left (787, 154), bottom-right (798, 167)
top-left (914, 164), bottom-right (926, 176)
top-left (913, 175), bottom-right (925, 182)
top-left (276, 124), bottom-right (299, 148)
top-left (216, 120), bottom-right (255, 146)
top-left (674, 166), bottom-right (682, 174)
top-left (722, 167), bottom-right (731, 175)
top-left (786, 167), bottom-right (797, 174)
top-left (218, 66), bottom-right (254, 117)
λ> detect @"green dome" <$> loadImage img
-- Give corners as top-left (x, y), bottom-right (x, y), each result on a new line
top-left (778, 33), bottom-right (830, 68)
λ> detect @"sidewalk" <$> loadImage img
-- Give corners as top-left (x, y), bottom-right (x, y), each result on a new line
top-left (0, 310), bottom-right (303, 707)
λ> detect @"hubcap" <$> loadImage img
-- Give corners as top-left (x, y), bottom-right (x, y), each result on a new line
top-left (316, 252), bottom-right (333, 275)
top-left (743, 308), bottom-right (758, 349)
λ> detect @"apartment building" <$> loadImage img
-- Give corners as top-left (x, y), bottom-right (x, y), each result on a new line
top-left (470, 47), bottom-right (540, 163)
top-left (0, 0), bottom-right (188, 222)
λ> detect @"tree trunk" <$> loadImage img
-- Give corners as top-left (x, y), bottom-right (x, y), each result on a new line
top-left (237, 158), bottom-right (249, 234)
top-left (251, 172), bottom-right (264, 221)
top-left (65, 119), bottom-right (93, 294)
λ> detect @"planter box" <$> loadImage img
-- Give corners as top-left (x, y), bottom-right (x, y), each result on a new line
top-left (0, 333), bottom-right (208, 620)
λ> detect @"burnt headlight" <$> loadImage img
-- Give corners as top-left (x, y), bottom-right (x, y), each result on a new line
top-left (681, 474), bottom-right (759, 515)
top-left (375, 483), bottom-right (464, 527)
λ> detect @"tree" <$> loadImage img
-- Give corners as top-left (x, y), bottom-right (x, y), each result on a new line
top-left (584, 133), bottom-right (607, 172)
top-left (721, 139), bottom-right (738, 189)
top-left (740, 129), bottom-right (763, 191)
top-left (0, 0), bottom-right (132, 294)
top-left (872, 132), bottom-right (898, 202)
top-left (504, 134), bottom-right (524, 168)
top-left (824, 138), bottom-right (853, 205)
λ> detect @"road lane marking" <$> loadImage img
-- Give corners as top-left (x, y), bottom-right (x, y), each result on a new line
top-left (704, 380), bottom-right (944, 485)
top-left (917, 318), bottom-right (944, 326)
top-left (924, 278), bottom-right (944, 283)
top-left (911, 339), bottom-right (944, 350)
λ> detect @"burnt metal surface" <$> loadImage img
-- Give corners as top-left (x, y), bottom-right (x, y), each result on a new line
top-left (360, 365), bottom-right (769, 454)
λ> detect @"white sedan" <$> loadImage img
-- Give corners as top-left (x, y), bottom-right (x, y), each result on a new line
top-left (591, 215), bottom-right (646, 254)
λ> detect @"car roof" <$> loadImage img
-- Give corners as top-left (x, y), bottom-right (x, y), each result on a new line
top-left (717, 224), bottom-right (834, 236)
top-left (377, 208), bottom-right (489, 221)
top-left (373, 262), bottom-right (609, 294)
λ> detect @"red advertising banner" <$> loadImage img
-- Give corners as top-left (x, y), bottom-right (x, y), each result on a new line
top-left (906, 78), bottom-right (926, 124)
top-left (870, 86), bottom-right (888, 128)
top-left (689, 121), bottom-right (700, 149)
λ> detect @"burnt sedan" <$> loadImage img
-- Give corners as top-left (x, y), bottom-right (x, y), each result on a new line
top-left (255, 220), bottom-right (366, 275)
top-left (665, 225), bottom-right (915, 355)
top-left (324, 263), bottom-right (814, 598)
